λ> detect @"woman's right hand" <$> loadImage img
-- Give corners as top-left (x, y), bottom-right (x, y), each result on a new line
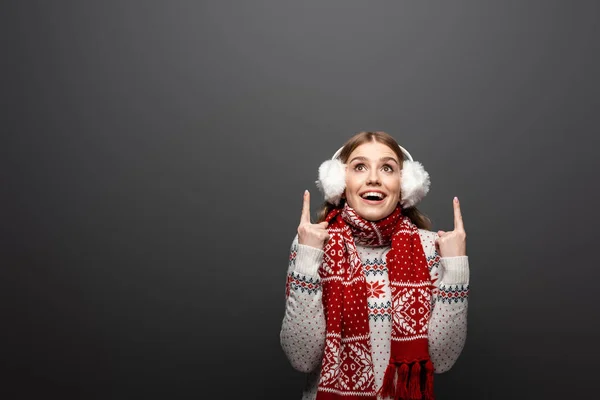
top-left (297, 190), bottom-right (330, 250)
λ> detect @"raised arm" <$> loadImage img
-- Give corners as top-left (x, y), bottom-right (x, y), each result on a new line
top-left (427, 252), bottom-right (469, 373)
top-left (280, 191), bottom-right (329, 373)
top-left (425, 197), bottom-right (470, 373)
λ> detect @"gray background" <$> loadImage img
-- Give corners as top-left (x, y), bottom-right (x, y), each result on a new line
top-left (2, 1), bottom-right (599, 399)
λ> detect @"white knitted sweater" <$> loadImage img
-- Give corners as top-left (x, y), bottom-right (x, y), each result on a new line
top-left (280, 229), bottom-right (469, 400)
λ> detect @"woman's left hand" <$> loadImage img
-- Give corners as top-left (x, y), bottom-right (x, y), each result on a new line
top-left (435, 197), bottom-right (467, 257)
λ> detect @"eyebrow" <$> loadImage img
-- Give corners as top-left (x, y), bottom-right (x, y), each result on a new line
top-left (349, 156), bottom-right (400, 165)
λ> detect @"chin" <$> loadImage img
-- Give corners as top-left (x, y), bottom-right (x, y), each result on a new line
top-left (355, 208), bottom-right (389, 222)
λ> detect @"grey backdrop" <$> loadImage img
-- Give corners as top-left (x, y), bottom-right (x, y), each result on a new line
top-left (2, 1), bottom-right (599, 399)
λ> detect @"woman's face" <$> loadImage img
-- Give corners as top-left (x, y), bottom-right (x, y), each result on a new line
top-left (344, 141), bottom-right (401, 221)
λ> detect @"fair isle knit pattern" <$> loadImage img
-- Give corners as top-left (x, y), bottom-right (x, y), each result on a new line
top-left (280, 225), bottom-right (469, 400)
top-left (288, 272), bottom-right (321, 296)
top-left (438, 284), bottom-right (469, 304)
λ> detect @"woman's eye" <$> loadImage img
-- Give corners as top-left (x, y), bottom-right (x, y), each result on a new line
top-left (382, 165), bottom-right (394, 172)
top-left (354, 164), bottom-right (366, 171)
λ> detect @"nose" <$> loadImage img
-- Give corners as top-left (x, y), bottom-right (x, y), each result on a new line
top-left (366, 169), bottom-right (381, 186)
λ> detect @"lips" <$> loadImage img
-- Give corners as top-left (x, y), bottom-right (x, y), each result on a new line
top-left (359, 191), bottom-right (387, 204)
top-left (360, 191), bottom-right (387, 200)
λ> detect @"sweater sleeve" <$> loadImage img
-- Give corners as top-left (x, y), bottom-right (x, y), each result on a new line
top-left (280, 235), bottom-right (327, 373)
top-left (420, 230), bottom-right (470, 374)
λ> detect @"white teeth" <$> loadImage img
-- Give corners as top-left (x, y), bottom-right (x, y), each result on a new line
top-left (361, 192), bottom-right (385, 199)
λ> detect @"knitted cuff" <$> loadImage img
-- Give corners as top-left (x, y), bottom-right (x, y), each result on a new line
top-left (294, 244), bottom-right (324, 277)
top-left (440, 256), bottom-right (469, 285)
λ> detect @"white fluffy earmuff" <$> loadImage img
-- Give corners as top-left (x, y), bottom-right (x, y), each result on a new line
top-left (315, 144), bottom-right (431, 208)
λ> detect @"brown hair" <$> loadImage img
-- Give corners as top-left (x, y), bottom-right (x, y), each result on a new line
top-left (316, 131), bottom-right (432, 230)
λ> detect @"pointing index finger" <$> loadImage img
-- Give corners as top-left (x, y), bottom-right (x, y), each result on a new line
top-left (453, 196), bottom-right (464, 231)
top-left (301, 190), bottom-right (311, 223)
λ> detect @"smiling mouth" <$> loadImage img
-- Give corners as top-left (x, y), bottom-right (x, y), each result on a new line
top-left (360, 192), bottom-right (386, 201)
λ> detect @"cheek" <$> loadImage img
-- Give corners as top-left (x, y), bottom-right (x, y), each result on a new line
top-left (389, 191), bottom-right (401, 203)
top-left (386, 177), bottom-right (401, 195)
top-left (345, 172), bottom-right (361, 191)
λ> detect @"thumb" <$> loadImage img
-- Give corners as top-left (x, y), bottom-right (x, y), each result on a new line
top-left (437, 230), bottom-right (446, 237)
top-left (317, 221), bottom-right (329, 228)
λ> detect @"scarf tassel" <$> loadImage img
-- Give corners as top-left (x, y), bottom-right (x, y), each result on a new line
top-left (377, 362), bottom-right (397, 399)
top-left (378, 360), bottom-right (433, 400)
top-left (382, 361), bottom-right (431, 400)
top-left (395, 363), bottom-right (409, 399)
top-left (423, 360), bottom-right (435, 400)
top-left (408, 361), bottom-right (421, 399)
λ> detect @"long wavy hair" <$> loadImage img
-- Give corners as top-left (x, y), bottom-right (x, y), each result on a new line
top-left (316, 131), bottom-right (432, 230)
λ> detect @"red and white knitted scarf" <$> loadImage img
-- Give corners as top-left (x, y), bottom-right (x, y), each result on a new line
top-left (317, 204), bottom-right (434, 400)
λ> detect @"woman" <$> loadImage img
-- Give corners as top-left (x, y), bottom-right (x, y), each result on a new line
top-left (280, 131), bottom-right (469, 400)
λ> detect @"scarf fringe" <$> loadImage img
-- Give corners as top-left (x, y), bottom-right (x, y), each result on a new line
top-left (378, 361), bottom-right (434, 400)
top-left (377, 362), bottom-right (397, 399)
top-left (396, 363), bottom-right (409, 399)
top-left (408, 361), bottom-right (421, 399)
top-left (424, 360), bottom-right (435, 400)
